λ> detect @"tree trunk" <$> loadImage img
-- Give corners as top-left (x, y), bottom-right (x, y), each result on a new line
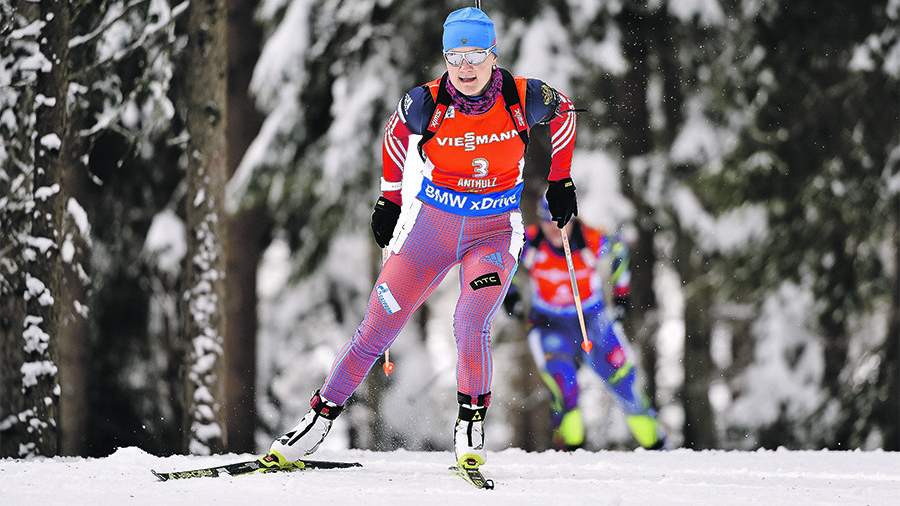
top-left (614, 4), bottom-right (660, 402)
top-left (223, 0), bottom-right (268, 453)
top-left (677, 234), bottom-right (718, 449)
top-left (0, 0), bottom-right (36, 458)
top-left (17, 0), bottom-right (70, 457)
top-left (57, 132), bottom-right (91, 456)
top-left (183, 0), bottom-right (228, 455)
top-left (614, 6), bottom-right (653, 157)
top-left (876, 197), bottom-right (900, 450)
top-left (817, 245), bottom-right (853, 448)
top-left (625, 215), bottom-right (659, 401)
top-left (650, 6), bottom-right (684, 147)
top-left (0, 293), bottom-right (28, 457)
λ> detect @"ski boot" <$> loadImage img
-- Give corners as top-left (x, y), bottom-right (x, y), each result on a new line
top-left (262, 390), bottom-right (343, 470)
top-left (552, 408), bottom-right (586, 451)
top-left (454, 392), bottom-right (490, 469)
top-left (626, 413), bottom-right (667, 450)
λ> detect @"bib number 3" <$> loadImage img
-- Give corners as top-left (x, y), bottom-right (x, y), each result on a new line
top-left (472, 158), bottom-right (489, 178)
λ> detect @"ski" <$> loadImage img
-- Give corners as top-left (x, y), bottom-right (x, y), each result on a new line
top-left (152, 455), bottom-right (362, 481)
top-left (450, 465), bottom-right (495, 490)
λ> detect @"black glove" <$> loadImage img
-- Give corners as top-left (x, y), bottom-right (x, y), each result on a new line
top-left (502, 287), bottom-right (523, 318)
top-left (371, 196), bottom-right (401, 248)
top-left (545, 178), bottom-right (578, 228)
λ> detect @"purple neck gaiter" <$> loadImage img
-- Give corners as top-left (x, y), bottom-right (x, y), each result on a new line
top-left (446, 68), bottom-right (503, 115)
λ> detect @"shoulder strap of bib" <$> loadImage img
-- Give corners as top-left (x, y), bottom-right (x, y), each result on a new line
top-left (416, 69), bottom-right (530, 160)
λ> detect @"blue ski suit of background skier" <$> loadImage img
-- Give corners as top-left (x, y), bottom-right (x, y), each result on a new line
top-left (504, 201), bottom-right (667, 450)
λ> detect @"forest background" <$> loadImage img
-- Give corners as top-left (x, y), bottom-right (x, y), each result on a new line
top-left (2, 0), bottom-right (899, 458)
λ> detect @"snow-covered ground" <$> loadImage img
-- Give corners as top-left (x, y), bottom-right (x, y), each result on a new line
top-left (1, 447), bottom-right (898, 505)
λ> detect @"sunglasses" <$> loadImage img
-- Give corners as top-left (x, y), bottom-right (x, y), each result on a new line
top-left (443, 46), bottom-right (495, 67)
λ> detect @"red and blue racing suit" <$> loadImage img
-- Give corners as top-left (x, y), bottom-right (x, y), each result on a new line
top-left (319, 72), bottom-right (577, 406)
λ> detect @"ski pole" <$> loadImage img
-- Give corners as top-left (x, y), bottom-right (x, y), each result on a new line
top-left (381, 248), bottom-right (395, 376)
top-left (384, 349), bottom-right (394, 376)
top-left (560, 226), bottom-right (594, 353)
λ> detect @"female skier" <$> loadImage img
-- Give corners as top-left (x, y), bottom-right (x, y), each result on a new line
top-left (265, 7), bottom-right (579, 471)
top-left (505, 201), bottom-right (666, 450)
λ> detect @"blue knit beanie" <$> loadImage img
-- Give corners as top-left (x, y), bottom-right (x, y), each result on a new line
top-left (442, 7), bottom-right (497, 54)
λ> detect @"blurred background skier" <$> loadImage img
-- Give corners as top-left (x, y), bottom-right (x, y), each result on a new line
top-left (504, 199), bottom-right (667, 450)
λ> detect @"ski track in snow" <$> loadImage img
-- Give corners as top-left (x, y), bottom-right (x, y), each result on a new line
top-left (1, 447), bottom-right (898, 505)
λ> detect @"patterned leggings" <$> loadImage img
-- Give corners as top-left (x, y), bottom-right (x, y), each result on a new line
top-left (320, 201), bottom-right (523, 405)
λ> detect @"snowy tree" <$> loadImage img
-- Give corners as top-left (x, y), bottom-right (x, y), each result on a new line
top-left (3, 0), bottom-right (191, 457)
top-left (70, 0), bottom-right (189, 456)
top-left (0, 0), bottom-right (44, 457)
top-left (25, 0), bottom-right (70, 457)
top-left (704, 0), bottom-right (900, 449)
top-left (0, 0), bottom-right (70, 457)
top-left (3, 0), bottom-right (190, 456)
top-left (182, 0), bottom-right (228, 455)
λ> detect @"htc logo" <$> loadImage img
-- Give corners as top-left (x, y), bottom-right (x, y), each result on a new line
top-left (469, 272), bottom-right (501, 291)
